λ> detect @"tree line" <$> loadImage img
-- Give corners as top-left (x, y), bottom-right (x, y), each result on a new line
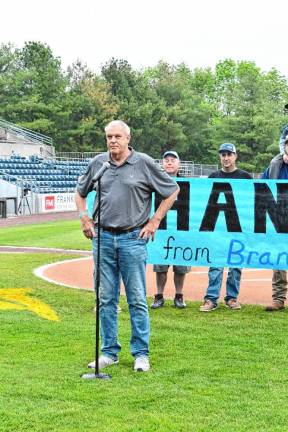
top-left (1, 41), bottom-right (288, 172)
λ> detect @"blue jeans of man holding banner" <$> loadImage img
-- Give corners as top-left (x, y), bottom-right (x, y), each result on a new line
top-left (92, 228), bottom-right (149, 360)
top-left (203, 267), bottom-right (242, 309)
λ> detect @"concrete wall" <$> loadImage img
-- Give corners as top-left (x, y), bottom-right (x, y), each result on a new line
top-left (0, 180), bottom-right (36, 215)
top-left (0, 128), bottom-right (55, 158)
top-left (0, 141), bottom-right (54, 158)
top-left (0, 180), bottom-right (77, 216)
top-left (0, 179), bottom-right (18, 215)
top-left (0, 179), bottom-right (18, 197)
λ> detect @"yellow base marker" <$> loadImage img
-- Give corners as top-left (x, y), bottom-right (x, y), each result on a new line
top-left (0, 289), bottom-right (59, 321)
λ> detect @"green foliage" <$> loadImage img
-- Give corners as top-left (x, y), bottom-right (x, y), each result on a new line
top-left (63, 71), bottom-right (117, 152)
top-left (210, 60), bottom-right (288, 170)
top-left (1, 42), bottom-right (288, 171)
top-left (0, 41), bottom-right (69, 141)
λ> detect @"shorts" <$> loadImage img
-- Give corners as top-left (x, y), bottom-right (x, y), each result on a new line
top-left (153, 264), bottom-right (191, 274)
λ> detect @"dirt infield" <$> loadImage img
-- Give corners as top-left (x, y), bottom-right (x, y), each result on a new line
top-left (38, 257), bottom-right (274, 306)
top-left (0, 211), bottom-right (79, 227)
top-left (2, 212), bottom-right (275, 306)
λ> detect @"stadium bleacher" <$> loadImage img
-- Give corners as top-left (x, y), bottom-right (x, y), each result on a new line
top-left (0, 153), bottom-right (220, 195)
top-left (0, 154), bottom-right (90, 194)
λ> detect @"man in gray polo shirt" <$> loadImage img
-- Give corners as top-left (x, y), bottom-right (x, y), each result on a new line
top-left (75, 120), bottom-right (179, 372)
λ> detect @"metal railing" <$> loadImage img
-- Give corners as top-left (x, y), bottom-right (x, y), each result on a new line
top-left (155, 160), bottom-right (218, 177)
top-left (1, 151), bottom-right (262, 186)
top-left (0, 118), bottom-right (53, 146)
top-left (56, 152), bottom-right (101, 160)
top-left (0, 169), bottom-right (76, 194)
top-left (0, 169), bottom-right (36, 190)
top-left (55, 153), bottom-right (218, 176)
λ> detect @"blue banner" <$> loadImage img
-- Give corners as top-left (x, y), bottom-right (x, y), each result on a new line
top-left (87, 178), bottom-right (288, 270)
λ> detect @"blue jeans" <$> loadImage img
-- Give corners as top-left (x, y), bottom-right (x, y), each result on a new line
top-left (92, 228), bottom-right (149, 359)
top-left (204, 267), bottom-right (242, 305)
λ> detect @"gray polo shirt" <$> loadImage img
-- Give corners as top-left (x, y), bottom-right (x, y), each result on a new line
top-left (76, 148), bottom-right (178, 229)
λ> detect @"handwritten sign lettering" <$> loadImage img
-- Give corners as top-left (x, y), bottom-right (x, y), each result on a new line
top-left (147, 178), bottom-right (288, 270)
top-left (87, 178), bottom-right (288, 270)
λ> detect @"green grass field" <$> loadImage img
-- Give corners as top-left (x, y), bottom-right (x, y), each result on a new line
top-left (0, 220), bottom-right (90, 250)
top-left (0, 222), bottom-right (288, 431)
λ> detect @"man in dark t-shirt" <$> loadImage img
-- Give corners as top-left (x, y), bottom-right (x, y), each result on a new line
top-left (200, 143), bottom-right (252, 312)
top-left (208, 145), bottom-right (252, 180)
top-left (261, 135), bottom-right (288, 311)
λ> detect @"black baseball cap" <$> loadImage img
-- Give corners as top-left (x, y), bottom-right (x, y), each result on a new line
top-left (218, 143), bottom-right (236, 153)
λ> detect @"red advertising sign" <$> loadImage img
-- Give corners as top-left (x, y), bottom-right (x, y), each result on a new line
top-left (45, 195), bottom-right (55, 210)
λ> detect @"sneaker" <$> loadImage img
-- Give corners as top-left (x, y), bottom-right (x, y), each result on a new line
top-left (199, 300), bottom-right (218, 312)
top-left (134, 356), bottom-right (150, 372)
top-left (88, 355), bottom-right (119, 369)
top-left (226, 299), bottom-right (241, 310)
top-left (151, 295), bottom-right (164, 309)
top-left (174, 294), bottom-right (186, 308)
top-left (265, 301), bottom-right (285, 311)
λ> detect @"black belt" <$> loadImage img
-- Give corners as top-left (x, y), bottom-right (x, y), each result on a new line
top-left (101, 223), bottom-right (146, 234)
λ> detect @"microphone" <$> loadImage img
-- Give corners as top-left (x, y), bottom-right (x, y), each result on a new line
top-left (92, 162), bottom-right (110, 183)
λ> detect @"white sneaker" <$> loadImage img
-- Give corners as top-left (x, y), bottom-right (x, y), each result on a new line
top-left (134, 356), bottom-right (150, 372)
top-left (88, 355), bottom-right (119, 369)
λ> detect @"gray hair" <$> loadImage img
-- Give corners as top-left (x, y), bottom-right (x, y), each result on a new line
top-left (105, 120), bottom-right (130, 135)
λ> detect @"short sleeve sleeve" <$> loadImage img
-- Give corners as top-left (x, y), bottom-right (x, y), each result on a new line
top-left (145, 158), bottom-right (179, 198)
top-left (76, 161), bottom-right (94, 197)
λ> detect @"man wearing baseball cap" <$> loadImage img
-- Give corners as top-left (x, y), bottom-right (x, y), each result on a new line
top-left (151, 150), bottom-right (191, 309)
top-left (262, 135), bottom-right (288, 311)
top-left (268, 123), bottom-right (288, 179)
top-left (200, 143), bottom-right (252, 312)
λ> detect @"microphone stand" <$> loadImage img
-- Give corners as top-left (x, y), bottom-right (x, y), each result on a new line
top-left (82, 176), bottom-right (111, 380)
